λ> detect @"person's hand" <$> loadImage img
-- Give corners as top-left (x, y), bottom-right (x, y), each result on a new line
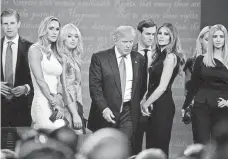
top-left (53, 105), bottom-right (64, 119)
top-left (72, 114), bottom-right (83, 129)
top-left (141, 101), bottom-right (152, 116)
top-left (53, 94), bottom-right (64, 107)
top-left (102, 108), bottom-right (116, 124)
top-left (11, 85), bottom-right (27, 97)
top-left (182, 109), bottom-right (185, 117)
top-left (218, 97), bottom-right (228, 108)
top-left (49, 95), bottom-right (57, 106)
top-left (1, 82), bottom-right (11, 97)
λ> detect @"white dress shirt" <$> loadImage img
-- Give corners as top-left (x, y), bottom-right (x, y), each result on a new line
top-left (2, 34), bottom-right (30, 93)
top-left (137, 43), bottom-right (154, 68)
top-left (115, 46), bottom-right (133, 102)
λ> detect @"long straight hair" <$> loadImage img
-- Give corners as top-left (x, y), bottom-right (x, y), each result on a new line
top-left (203, 24), bottom-right (228, 67)
top-left (193, 26), bottom-right (211, 58)
top-left (154, 23), bottom-right (185, 69)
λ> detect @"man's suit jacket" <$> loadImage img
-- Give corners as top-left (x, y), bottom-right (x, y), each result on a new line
top-left (1, 36), bottom-right (33, 126)
top-left (87, 47), bottom-right (145, 132)
top-left (132, 44), bottom-right (147, 99)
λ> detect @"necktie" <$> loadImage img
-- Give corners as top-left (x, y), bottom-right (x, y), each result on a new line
top-left (143, 49), bottom-right (149, 93)
top-left (5, 41), bottom-right (14, 87)
top-left (119, 55), bottom-right (126, 112)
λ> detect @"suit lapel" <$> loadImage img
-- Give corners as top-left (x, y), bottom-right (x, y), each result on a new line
top-left (108, 47), bottom-right (122, 96)
top-left (131, 51), bottom-right (139, 97)
top-left (14, 37), bottom-right (23, 86)
top-left (1, 37), bottom-right (4, 81)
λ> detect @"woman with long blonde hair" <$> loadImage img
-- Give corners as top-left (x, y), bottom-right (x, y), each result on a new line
top-left (57, 23), bottom-right (86, 134)
top-left (28, 16), bottom-right (65, 130)
top-left (183, 24), bottom-right (228, 144)
top-left (183, 26), bottom-right (211, 95)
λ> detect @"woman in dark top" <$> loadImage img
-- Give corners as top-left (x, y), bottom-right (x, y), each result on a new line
top-left (182, 24), bottom-right (228, 144)
top-left (184, 26), bottom-right (211, 94)
top-left (141, 23), bottom-right (185, 156)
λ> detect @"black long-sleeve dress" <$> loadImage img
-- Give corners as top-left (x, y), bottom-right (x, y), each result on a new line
top-left (182, 55), bottom-right (228, 144)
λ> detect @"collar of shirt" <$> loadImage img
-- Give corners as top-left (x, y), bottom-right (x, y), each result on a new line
top-left (114, 46), bottom-right (131, 61)
top-left (138, 43), bottom-right (152, 54)
top-left (4, 34), bottom-right (19, 45)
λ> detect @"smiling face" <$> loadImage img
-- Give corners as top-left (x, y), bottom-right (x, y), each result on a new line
top-left (157, 27), bottom-right (171, 46)
top-left (212, 30), bottom-right (225, 49)
top-left (46, 20), bottom-right (60, 43)
top-left (64, 27), bottom-right (79, 51)
top-left (1, 15), bottom-right (20, 40)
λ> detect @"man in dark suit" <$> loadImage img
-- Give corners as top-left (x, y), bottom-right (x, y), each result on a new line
top-left (132, 19), bottom-right (157, 154)
top-left (1, 9), bottom-right (33, 127)
top-left (88, 26), bottom-right (145, 153)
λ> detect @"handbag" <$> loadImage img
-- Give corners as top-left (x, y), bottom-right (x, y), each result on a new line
top-left (49, 109), bottom-right (69, 126)
top-left (182, 101), bottom-right (193, 124)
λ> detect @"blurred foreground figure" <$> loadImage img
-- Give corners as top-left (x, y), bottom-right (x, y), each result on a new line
top-left (15, 130), bottom-right (74, 159)
top-left (135, 148), bottom-right (166, 159)
top-left (49, 126), bottom-right (79, 153)
top-left (77, 128), bottom-right (129, 159)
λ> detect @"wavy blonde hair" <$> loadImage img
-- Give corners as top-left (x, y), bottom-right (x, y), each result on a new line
top-left (57, 23), bottom-right (83, 66)
top-left (35, 16), bottom-right (61, 61)
top-left (203, 24), bottom-right (228, 67)
top-left (193, 26), bottom-right (211, 58)
top-left (155, 23), bottom-right (185, 68)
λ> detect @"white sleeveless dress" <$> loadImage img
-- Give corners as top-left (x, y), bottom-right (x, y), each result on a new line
top-left (29, 45), bottom-right (63, 130)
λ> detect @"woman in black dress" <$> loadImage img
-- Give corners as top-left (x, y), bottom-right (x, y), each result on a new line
top-left (141, 23), bottom-right (185, 156)
top-left (184, 26), bottom-right (211, 95)
top-left (182, 26), bottom-right (211, 125)
top-left (182, 24), bottom-right (228, 144)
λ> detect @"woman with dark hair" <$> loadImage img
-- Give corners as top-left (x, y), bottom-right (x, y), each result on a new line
top-left (141, 23), bottom-right (185, 156)
top-left (182, 24), bottom-right (228, 144)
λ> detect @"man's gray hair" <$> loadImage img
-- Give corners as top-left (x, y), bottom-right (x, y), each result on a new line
top-left (112, 26), bottom-right (136, 42)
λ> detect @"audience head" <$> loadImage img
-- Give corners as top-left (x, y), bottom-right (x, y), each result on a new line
top-left (178, 143), bottom-right (206, 159)
top-left (194, 26), bottom-right (211, 58)
top-left (135, 148), bottom-right (167, 159)
top-left (203, 24), bottom-right (228, 67)
top-left (16, 131), bottom-right (74, 159)
top-left (37, 16), bottom-right (60, 46)
top-left (112, 25), bottom-right (136, 56)
top-left (137, 19), bottom-right (157, 48)
top-left (77, 128), bottom-right (129, 159)
top-left (1, 9), bottom-right (21, 40)
top-left (49, 126), bottom-right (79, 153)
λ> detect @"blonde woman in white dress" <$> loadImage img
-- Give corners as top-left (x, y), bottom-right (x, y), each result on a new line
top-left (28, 16), bottom-right (66, 130)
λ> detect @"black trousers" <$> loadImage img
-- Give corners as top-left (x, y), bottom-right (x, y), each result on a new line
top-left (115, 102), bottom-right (133, 155)
top-left (1, 99), bottom-right (31, 127)
top-left (133, 115), bottom-right (149, 154)
top-left (146, 92), bottom-right (175, 157)
top-left (192, 102), bottom-right (228, 144)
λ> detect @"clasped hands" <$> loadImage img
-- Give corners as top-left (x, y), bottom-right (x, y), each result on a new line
top-left (49, 93), bottom-right (65, 119)
top-left (1, 81), bottom-right (27, 98)
top-left (141, 97), bottom-right (153, 116)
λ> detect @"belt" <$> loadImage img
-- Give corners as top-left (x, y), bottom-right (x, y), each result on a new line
top-left (123, 101), bottom-right (131, 106)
